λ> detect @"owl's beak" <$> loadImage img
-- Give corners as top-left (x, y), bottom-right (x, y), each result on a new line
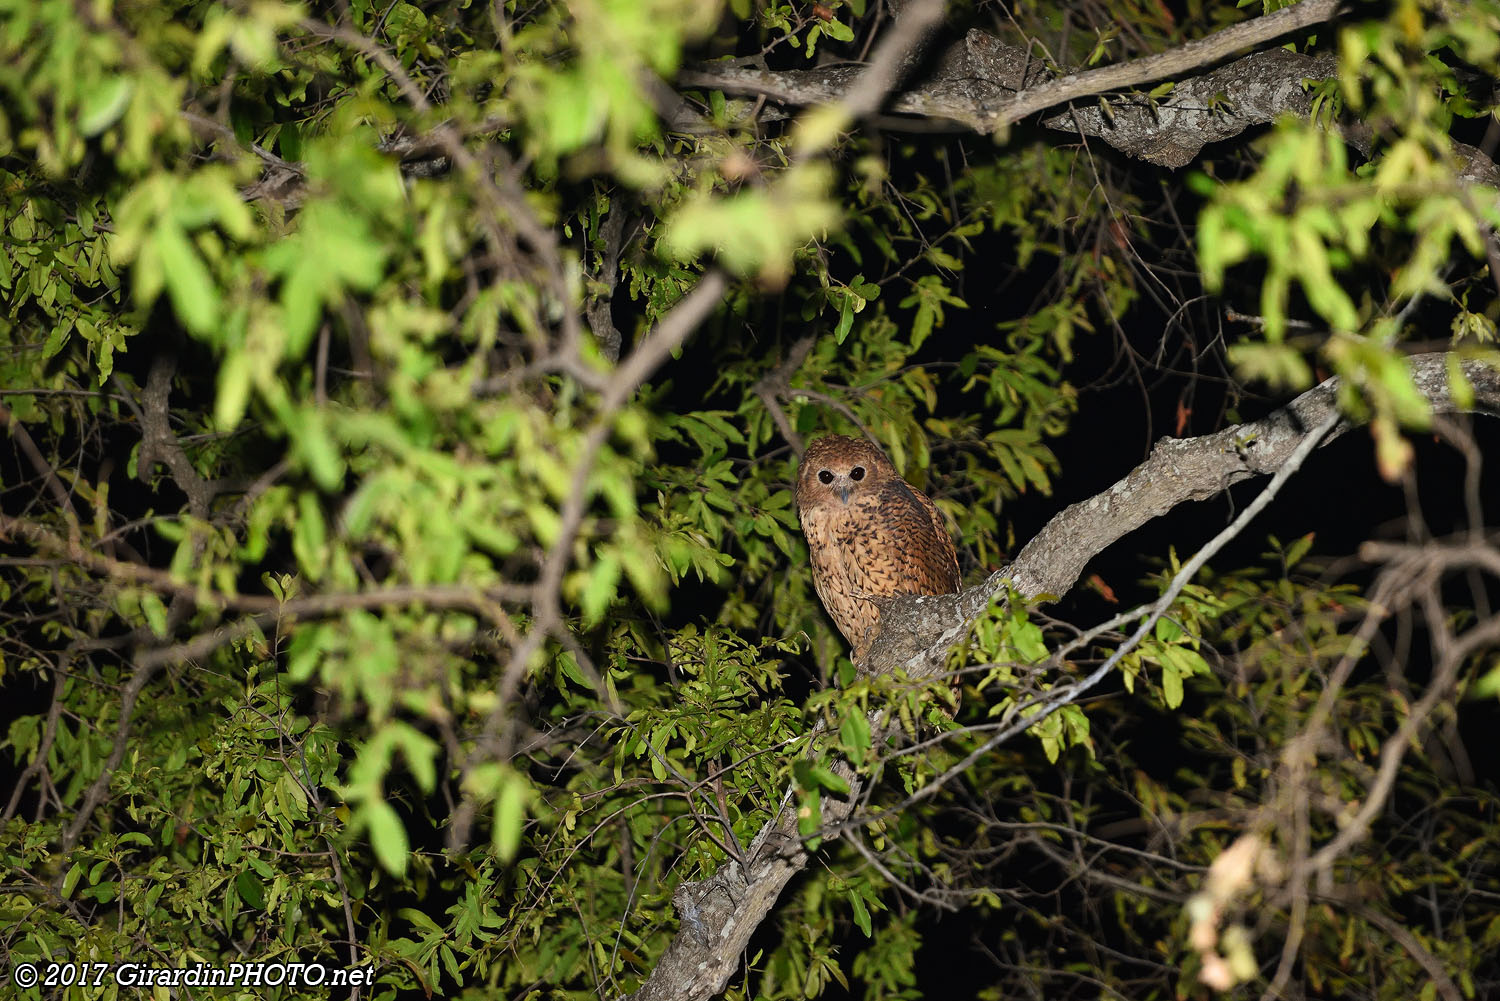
top-left (836, 484), bottom-right (851, 504)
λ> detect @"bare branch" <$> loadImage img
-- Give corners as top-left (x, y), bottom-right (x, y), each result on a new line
top-left (1304, 588), bottom-right (1500, 873)
top-left (0, 401), bottom-right (80, 529)
top-left (829, 0), bottom-right (947, 123)
top-left (60, 658), bottom-right (164, 853)
top-left (1356, 905), bottom-right (1464, 1001)
top-left (587, 207), bottom-right (630, 363)
top-left (2, 662), bottom-right (67, 821)
top-left (753, 336), bottom-right (816, 456)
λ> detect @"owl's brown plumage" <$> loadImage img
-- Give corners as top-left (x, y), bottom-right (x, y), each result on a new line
top-left (796, 434), bottom-right (961, 662)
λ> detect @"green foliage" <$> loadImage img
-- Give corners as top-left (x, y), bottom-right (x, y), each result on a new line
top-left (1195, 0), bottom-right (1500, 475)
top-left (1, 0), bottom-right (1498, 999)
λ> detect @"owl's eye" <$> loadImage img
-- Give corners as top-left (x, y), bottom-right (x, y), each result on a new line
top-left (849, 466), bottom-right (866, 481)
top-left (818, 470), bottom-right (834, 484)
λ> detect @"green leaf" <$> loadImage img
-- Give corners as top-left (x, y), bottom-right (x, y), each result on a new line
top-left (62, 862), bottom-right (84, 899)
top-left (365, 800), bottom-right (410, 877)
top-left (840, 711), bottom-right (870, 757)
top-left (152, 224), bottom-right (219, 334)
top-left (808, 763), bottom-right (849, 796)
top-left (835, 299), bottom-right (855, 343)
top-left (216, 350), bottom-right (253, 429)
top-left (1227, 341), bottom-right (1312, 389)
top-left (79, 77), bottom-right (134, 136)
top-left (494, 772), bottom-right (527, 862)
top-left (662, 164), bottom-right (841, 275)
top-left (294, 408), bottom-right (344, 491)
top-left (798, 788), bottom-right (822, 842)
top-left (580, 553), bottom-right (622, 625)
top-left (823, 18), bottom-right (854, 42)
top-left (849, 891), bottom-right (872, 936)
top-left (1010, 619), bottom-right (1048, 662)
top-left (42, 321), bottom-right (71, 360)
top-left (398, 907), bottom-right (443, 935)
top-left (1285, 532), bottom-right (1315, 568)
top-left (1162, 664), bottom-right (1184, 709)
top-left (140, 591), bottom-right (168, 638)
top-left (1469, 658), bottom-right (1500, 700)
top-left (235, 870), bottom-right (266, 909)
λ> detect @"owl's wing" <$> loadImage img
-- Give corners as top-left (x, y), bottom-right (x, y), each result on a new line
top-left (898, 480), bottom-right (961, 592)
top-left (801, 503), bottom-right (882, 653)
top-left (850, 478), bottom-right (962, 599)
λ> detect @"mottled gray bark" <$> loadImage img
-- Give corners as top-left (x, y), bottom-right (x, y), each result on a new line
top-left (1039, 49), bottom-right (1333, 168)
top-left (681, 33), bottom-right (1341, 166)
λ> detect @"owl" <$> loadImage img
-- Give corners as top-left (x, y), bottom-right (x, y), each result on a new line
top-left (796, 434), bottom-right (961, 663)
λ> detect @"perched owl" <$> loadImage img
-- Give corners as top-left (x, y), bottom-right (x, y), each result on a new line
top-left (796, 434), bottom-right (961, 662)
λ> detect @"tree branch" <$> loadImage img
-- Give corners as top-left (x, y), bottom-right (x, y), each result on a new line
top-left (1001, 353), bottom-right (1500, 602)
top-left (988, 0), bottom-right (1342, 128)
top-left (1040, 48), bottom-right (1334, 168)
top-left (60, 657), bottom-right (163, 853)
top-left (627, 352), bottom-right (1500, 999)
top-left (0, 400), bottom-right (80, 530)
top-left (137, 356), bottom-right (218, 519)
top-left (679, 1), bottom-right (1370, 170)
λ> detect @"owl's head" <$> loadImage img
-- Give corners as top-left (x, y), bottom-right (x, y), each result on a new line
top-left (797, 434), bottom-right (894, 507)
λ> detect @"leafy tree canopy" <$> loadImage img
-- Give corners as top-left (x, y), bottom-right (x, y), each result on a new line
top-left (2, 0), bottom-right (1500, 998)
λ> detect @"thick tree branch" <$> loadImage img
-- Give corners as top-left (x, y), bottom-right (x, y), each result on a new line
top-left (680, 1), bottom-right (1369, 170)
top-left (990, 0), bottom-right (1342, 128)
top-left (137, 356), bottom-right (217, 520)
top-left (1041, 48), bottom-right (1334, 168)
top-left (681, 32), bottom-right (1339, 166)
top-left (629, 352), bottom-right (1500, 999)
top-left (1001, 354), bottom-right (1500, 602)
top-left (876, 409), bottom-right (1343, 818)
